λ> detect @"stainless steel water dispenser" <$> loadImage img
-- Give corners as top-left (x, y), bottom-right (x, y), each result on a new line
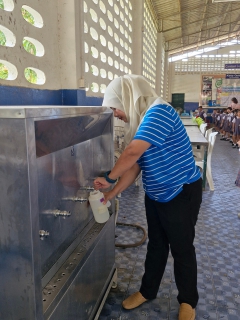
top-left (0, 106), bottom-right (116, 320)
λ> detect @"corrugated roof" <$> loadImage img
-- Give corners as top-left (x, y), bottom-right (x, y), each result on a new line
top-left (148, 0), bottom-right (240, 56)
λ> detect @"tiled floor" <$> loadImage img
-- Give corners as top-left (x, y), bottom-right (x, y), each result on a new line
top-left (99, 135), bottom-right (240, 320)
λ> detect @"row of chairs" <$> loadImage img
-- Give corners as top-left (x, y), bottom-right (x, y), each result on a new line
top-left (193, 125), bottom-right (218, 191)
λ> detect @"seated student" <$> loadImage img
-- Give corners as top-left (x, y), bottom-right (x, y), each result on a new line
top-left (192, 108), bottom-right (199, 117)
top-left (232, 109), bottom-right (240, 148)
top-left (197, 106), bottom-right (207, 122)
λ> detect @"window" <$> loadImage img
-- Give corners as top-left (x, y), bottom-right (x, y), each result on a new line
top-left (21, 5), bottom-right (43, 28)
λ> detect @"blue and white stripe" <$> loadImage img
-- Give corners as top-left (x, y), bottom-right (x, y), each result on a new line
top-left (134, 104), bottom-right (201, 202)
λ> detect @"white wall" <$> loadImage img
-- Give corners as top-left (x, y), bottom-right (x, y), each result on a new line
top-left (57, 0), bottom-right (84, 90)
top-left (0, 0), bottom-right (64, 89)
top-left (171, 74), bottom-right (201, 102)
top-left (0, 0), bottom-right (166, 93)
top-left (168, 44), bottom-right (240, 103)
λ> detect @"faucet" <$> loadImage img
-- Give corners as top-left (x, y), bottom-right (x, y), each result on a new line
top-left (62, 197), bottom-right (88, 203)
top-left (42, 209), bottom-right (71, 217)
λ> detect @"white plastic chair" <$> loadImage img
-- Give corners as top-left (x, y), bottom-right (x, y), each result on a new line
top-left (200, 123), bottom-right (208, 135)
top-left (195, 132), bottom-right (218, 191)
top-left (204, 127), bottom-right (213, 140)
top-left (192, 128), bottom-right (213, 159)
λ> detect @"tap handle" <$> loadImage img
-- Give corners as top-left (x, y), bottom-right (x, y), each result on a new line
top-left (39, 230), bottom-right (50, 240)
top-left (62, 197), bottom-right (87, 203)
top-left (54, 210), bottom-right (71, 217)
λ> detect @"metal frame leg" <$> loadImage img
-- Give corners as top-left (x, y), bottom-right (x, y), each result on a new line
top-left (202, 145), bottom-right (208, 190)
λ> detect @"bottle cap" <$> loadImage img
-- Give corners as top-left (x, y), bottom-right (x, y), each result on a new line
top-left (89, 190), bottom-right (102, 199)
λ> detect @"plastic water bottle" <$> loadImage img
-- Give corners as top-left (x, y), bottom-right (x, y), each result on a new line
top-left (88, 190), bottom-right (110, 223)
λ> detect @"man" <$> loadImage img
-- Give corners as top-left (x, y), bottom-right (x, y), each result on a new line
top-left (94, 75), bottom-right (202, 320)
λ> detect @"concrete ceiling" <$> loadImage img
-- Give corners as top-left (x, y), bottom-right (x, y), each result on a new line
top-left (148, 0), bottom-right (240, 56)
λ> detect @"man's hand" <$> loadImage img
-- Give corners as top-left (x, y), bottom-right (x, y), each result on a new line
top-left (93, 177), bottom-right (111, 190)
top-left (102, 190), bottom-right (115, 204)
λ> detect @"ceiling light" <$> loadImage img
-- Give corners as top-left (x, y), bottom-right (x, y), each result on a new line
top-left (168, 39), bottom-right (238, 62)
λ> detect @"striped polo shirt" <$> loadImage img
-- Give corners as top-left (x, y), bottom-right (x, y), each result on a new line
top-left (133, 104), bottom-right (201, 202)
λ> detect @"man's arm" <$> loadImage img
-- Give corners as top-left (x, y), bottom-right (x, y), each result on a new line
top-left (93, 139), bottom-right (151, 190)
top-left (108, 139), bottom-right (151, 181)
top-left (101, 163), bottom-right (141, 204)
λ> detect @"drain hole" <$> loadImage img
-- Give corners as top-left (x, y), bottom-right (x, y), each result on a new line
top-left (43, 299), bottom-right (46, 302)
top-left (62, 273), bottom-right (65, 276)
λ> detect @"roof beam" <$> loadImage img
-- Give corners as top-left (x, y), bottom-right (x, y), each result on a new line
top-left (145, 0), bottom-right (159, 31)
top-left (159, 2), bottom-right (240, 20)
top-left (165, 20), bottom-right (240, 42)
top-left (166, 31), bottom-right (240, 54)
top-left (161, 5), bottom-right (238, 33)
top-left (197, 0), bottom-right (209, 48)
top-left (158, 3), bottom-right (213, 21)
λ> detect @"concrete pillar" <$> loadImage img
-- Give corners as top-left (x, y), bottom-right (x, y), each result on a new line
top-left (168, 62), bottom-right (175, 102)
top-left (75, 0), bottom-right (85, 89)
top-left (57, 0), bottom-right (84, 89)
top-left (155, 32), bottom-right (164, 96)
top-left (163, 51), bottom-right (169, 100)
top-left (131, 0), bottom-right (144, 75)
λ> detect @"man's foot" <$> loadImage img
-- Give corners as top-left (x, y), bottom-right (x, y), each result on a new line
top-left (122, 292), bottom-right (147, 310)
top-left (179, 303), bottom-right (195, 320)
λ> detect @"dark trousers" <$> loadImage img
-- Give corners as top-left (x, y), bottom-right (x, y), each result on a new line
top-left (140, 178), bottom-right (202, 308)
